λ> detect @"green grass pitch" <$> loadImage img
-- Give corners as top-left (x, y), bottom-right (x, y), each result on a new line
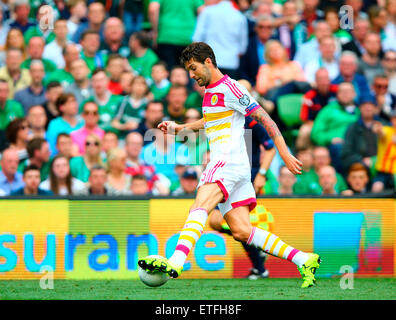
top-left (0, 278), bottom-right (395, 300)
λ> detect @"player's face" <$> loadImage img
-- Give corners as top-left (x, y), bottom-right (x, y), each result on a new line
top-left (184, 59), bottom-right (211, 87)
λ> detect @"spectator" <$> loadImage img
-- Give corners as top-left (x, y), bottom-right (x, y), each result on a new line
top-left (341, 97), bottom-right (381, 173)
top-left (148, 0), bottom-right (203, 69)
top-left (304, 36), bottom-right (339, 85)
top-left (70, 133), bottom-right (103, 182)
top-left (106, 54), bottom-right (126, 95)
top-left (43, 81), bottom-right (63, 124)
top-left (20, 37), bottom-right (57, 74)
top-left (23, 3), bottom-right (55, 44)
top-left (105, 147), bottom-right (132, 195)
top-left (81, 68), bottom-right (123, 133)
top-left (135, 100), bottom-right (164, 142)
top-left (318, 165), bottom-right (338, 195)
top-left (79, 164), bottom-right (110, 195)
top-left (112, 75), bottom-right (149, 137)
top-left (150, 61), bottom-right (171, 101)
top-left (11, 164), bottom-right (53, 196)
top-left (0, 79), bottom-right (24, 131)
top-left (0, 48), bottom-right (31, 99)
top-left (193, 0), bottom-right (248, 79)
top-left (358, 32), bottom-right (384, 85)
top-left (293, 146), bottom-right (347, 195)
top-left (239, 14), bottom-right (276, 86)
top-left (300, 0), bottom-right (323, 38)
top-left (64, 59), bottom-right (93, 105)
top-left (368, 5), bottom-right (388, 38)
top-left (14, 59), bottom-right (46, 114)
top-left (384, 0), bottom-right (396, 40)
top-left (0, 148), bottom-right (24, 195)
top-left (141, 131), bottom-right (189, 191)
top-left (27, 105), bottom-right (47, 139)
top-left (39, 154), bottom-right (85, 195)
top-left (124, 131), bottom-right (170, 195)
top-left (293, 20), bottom-right (332, 70)
top-left (119, 0), bottom-right (144, 38)
top-left (323, 7), bottom-right (353, 45)
top-left (119, 71), bottom-right (135, 96)
top-left (372, 110), bottom-right (396, 192)
top-left (100, 17), bottom-right (129, 57)
top-left (332, 51), bottom-right (371, 104)
top-left (71, 101), bottom-right (104, 155)
top-left (101, 131), bottom-right (119, 160)
top-left (6, 117), bottom-right (29, 162)
top-left (276, 1), bottom-right (305, 60)
top-left (19, 137), bottom-right (51, 181)
top-left (255, 40), bottom-right (308, 101)
top-left (297, 68), bottom-right (338, 149)
top-left (311, 82), bottom-right (360, 171)
top-left (277, 165), bottom-right (296, 195)
top-left (46, 93), bottom-right (84, 154)
top-left (172, 167), bottom-right (199, 196)
top-left (45, 43), bottom-right (80, 87)
top-left (42, 19), bottom-right (71, 69)
top-left (169, 65), bottom-right (189, 87)
top-left (56, 133), bottom-right (79, 159)
top-left (72, 1), bottom-right (105, 43)
top-left (344, 0), bottom-right (367, 21)
top-left (8, 0), bottom-right (35, 34)
top-left (164, 85), bottom-right (188, 123)
top-left (79, 30), bottom-right (108, 73)
top-left (0, 28), bottom-right (26, 66)
top-left (382, 50), bottom-right (396, 95)
top-left (67, 0), bottom-right (87, 39)
top-left (341, 17), bottom-right (369, 58)
top-left (342, 162), bottom-right (371, 195)
top-left (371, 73), bottom-right (396, 122)
top-left (130, 174), bottom-right (150, 195)
top-left (128, 31), bottom-right (159, 79)
top-left (0, 5), bottom-right (10, 48)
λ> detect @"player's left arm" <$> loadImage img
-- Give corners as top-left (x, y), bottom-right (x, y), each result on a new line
top-left (250, 107), bottom-right (303, 175)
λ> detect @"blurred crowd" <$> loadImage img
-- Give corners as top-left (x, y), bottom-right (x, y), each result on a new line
top-left (0, 0), bottom-right (395, 197)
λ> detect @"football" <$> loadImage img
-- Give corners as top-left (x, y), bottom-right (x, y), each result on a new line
top-left (138, 255), bottom-right (169, 287)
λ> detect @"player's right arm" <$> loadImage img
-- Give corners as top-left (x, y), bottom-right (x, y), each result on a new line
top-left (158, 118), bottom-right (205, 135)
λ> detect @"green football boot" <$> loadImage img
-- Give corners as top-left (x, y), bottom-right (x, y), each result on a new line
top-left (138, 256), bottom-right (183, 278)
top-left (299, 253), bottom-right (322, 288)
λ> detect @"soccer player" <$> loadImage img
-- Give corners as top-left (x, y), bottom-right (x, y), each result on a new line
top-left (139, 42), bottom-right (321, 288)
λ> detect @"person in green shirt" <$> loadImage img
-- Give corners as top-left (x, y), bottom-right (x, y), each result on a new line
top-left (80, 68), bottom-right (123, 133)
top-left (24, 24), bottom-right (55, 46)
top-left (293, 146), bottom-right (348, 195)
top-left (150, 61), bottom-right (171, 101)
top-left (128, 31), bottom-right (159, 80)
top-left (79, 29), bottom-right (108, 75)
top-left (18, 137), bottom-right (51, 182)
top-left (324, 7), bottom-right (353, 45)
top-left (0, 80), bottom-right (24, 130)
top-left (44, 43), bottom-right (80, 87)
top-left (148, 0), bottom-right (204, 69)
top-left (20, 37), bottom-right (57, 74)
top-left (112, 75), bottom-right (149, 139)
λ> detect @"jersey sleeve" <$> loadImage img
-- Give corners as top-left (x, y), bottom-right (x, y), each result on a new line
top-left (223, 79), bottom-right (260, 116)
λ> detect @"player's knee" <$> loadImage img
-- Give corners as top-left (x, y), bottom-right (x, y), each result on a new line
top-left (231, 227), bottom-right (251, 243)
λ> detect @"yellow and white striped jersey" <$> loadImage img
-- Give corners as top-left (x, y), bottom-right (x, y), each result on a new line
top-left (202, 75), bottom-right (260, 165)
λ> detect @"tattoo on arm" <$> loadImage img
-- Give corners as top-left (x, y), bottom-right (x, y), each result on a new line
top-left (251, 107), bottom-right (282, 139)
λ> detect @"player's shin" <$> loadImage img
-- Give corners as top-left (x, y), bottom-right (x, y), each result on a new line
top-left (168, 207), bottom-right (209, 267)
top-left (246, 226), bottom-right (309, 267)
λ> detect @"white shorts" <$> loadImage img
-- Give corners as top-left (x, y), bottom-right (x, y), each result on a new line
top-left (197, 159), bottom-right (257, 216)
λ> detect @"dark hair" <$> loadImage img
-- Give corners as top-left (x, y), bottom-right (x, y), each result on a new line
top-left (90, 164), bottom-right (106, 176)
top-left (49, 154), bottom-right (72, 195)
top-left (130, 31), bottom-right (151, 49)
top-left (46, 80), bottom-right (62, 90)
top-left (132, 174), bottom-right (147, 181)
top-left (152, 60), bottom-right (168, 71)
top-left (27, 137), bottom-right (47, 159)
top-left (180, 42), bottom-right (217, 68)
top-left (6, 117), bottom-right (27, 144)
top-left (91, 67), bottom-right (107, 78)
top-left (146, 100), bottom-right (164, 110)
top-left (80, 29), bottom-right (99, 41)
top-left (56, 132), bottom-right (71, 144)
top-left (168, 84), bottom-right (188, 95)
top-left (55, 93), bottom-right (76, 115)
top-left (106, 53), bottom-right (124, 67)
top-left (23, 164), bottom-right (40, 176)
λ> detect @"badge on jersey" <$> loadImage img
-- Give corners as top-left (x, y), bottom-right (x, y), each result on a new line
top-left (211, 94), bottom-right (218, 105)
top-left (239, 94), bottom-right (250, 106)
